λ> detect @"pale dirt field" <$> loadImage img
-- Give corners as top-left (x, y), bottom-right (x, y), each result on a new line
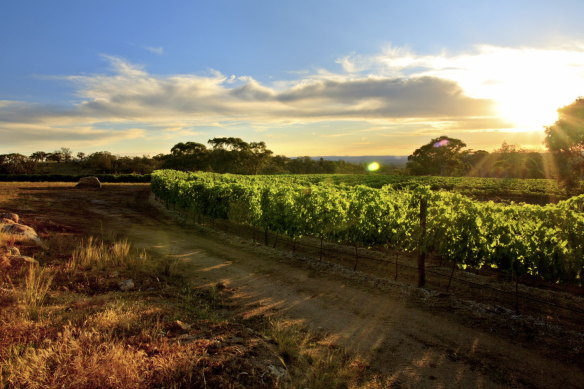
top-left (1, 182), bottom-right (582, 389)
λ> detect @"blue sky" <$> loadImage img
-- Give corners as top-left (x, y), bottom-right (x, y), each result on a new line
top-left (2, 0), bottom-right (584, 156)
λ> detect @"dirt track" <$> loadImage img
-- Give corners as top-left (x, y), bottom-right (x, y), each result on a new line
top-left (2, 183), bottom-right (583, 389)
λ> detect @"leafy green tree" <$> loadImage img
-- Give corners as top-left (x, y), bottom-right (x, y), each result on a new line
top-left (207, 137), bottom-right (273, 174)
top-left (83, 151), bottom-right (117, 173)
top-left (407, 136), bottom-right (468, 176)
top-left (545, 97), bottom-right (584, 192)
top-left (164, 142), bottom-right (209, 171)
top-left (170, 142), bottom-right (207, 156)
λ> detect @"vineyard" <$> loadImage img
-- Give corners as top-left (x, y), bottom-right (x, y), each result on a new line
top-left (151, 170), bottom-right (584, 285)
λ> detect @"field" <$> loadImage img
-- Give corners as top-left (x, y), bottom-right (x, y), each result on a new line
top-left (0, 179), bottom-right (583, 388)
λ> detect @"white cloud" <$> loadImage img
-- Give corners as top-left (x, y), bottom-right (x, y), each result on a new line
top-left (144, 46), bottom-right (165, 55)
top-left (1, 55), bottom-right (497, 126)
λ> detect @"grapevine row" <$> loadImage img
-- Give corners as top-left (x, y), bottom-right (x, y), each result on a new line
top-left (151, 170), bottom-right (584, 283)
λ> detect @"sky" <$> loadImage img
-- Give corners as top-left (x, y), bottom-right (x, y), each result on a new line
top-left (2, 0), bottom-right (584, 157)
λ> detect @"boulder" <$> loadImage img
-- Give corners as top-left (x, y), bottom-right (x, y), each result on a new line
top-left (0, 223), bottom-right (43, 247)
top-left (75, 176), bottom-right (102, 189)
top-left (0, 213), bottom-right (19, 223)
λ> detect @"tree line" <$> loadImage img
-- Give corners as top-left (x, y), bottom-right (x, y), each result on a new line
top-left (406, 97), bottom-right (584, 190)
top-left (1, 97), bottom-right (582, 183)
top-left (0, 138), bottom-right (367, 176)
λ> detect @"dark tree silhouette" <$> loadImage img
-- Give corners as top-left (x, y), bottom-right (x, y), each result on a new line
top-left (545, 97), bottom-right (584, 192)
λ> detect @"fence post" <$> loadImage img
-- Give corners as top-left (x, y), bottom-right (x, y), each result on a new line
top-left (515, 274), bottom-right (520, 314)
top-left (418, 197), bottom-right (427, 288)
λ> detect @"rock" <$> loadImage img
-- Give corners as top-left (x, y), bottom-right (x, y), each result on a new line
top-left (266, 365), bottom-right (289, 381)
top-left (0, 223), bottom-right (43, 247)
top-left (0, 218), bottom-right (16, 224)
top-left (118, 279), bottom-right (135, 291)
top-left (0, 213), bottom-right (19, 223)
top-left (0, 246), bottom-right (20, 256)
top-left (75, 176), bottom-right (102, 189)
top-left (175, 320), bottom-right (191, 331)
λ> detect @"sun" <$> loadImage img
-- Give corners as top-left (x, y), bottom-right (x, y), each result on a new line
top-left (496, 96), bottom-right (560, 131)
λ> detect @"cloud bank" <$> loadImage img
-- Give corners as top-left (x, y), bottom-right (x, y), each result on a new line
top-left (2, 44), bottom-right (584, 154)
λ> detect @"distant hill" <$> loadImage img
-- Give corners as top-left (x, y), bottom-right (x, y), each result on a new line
top-left (309, 155), bottom-right (408, 167)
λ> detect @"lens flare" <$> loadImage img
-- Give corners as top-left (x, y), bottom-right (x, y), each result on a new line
top-left (433, 139), bottom-right (450, 148)
top-left (367, 162), bottom-right (380, 172)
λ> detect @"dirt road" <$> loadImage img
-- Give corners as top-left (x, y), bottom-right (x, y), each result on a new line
top-left (3, 183), bottom-right (583, 388)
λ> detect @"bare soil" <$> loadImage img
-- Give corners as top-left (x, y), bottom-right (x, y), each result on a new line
top-left (1, 182), bottom-right (583, 389)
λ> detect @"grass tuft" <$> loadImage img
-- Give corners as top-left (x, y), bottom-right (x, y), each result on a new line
top-left (67, 237), bottom-right (137, 272)
top-left (19, 266), bottom-right (53, 319)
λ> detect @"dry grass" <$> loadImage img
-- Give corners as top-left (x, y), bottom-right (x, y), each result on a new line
top-left (19, 267), bottom-right (54, 319)
top-left (0, 236), bottom-right (265, 388)
top-left (0, 233), bottom-right (375, 389)
top-left (1, 327), bottom-right (148, 389)
top-left (68, 237), bottom-right (137, 271)
top-left (0, 181), bottom-right (376, 388)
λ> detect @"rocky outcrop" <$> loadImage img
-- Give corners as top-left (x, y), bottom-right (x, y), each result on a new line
top-left (75, 176), bottom-right (102, 189)
top-left (0, 212), bottom-right (41, 278)
top-left (0, 223), bottom-right (43, 247)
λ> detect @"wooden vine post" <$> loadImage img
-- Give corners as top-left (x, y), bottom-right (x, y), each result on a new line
top-left (418, 197), bottom-right (427, 288)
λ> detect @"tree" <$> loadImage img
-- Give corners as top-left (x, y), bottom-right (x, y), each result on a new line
top-left (545, 97), bottom-right (584, 191)
top-left (491, 142), bottom-right (543, 178)
top-left (207, 137), bottom-right (274, 174)
top-left (247, 141), bottom-right (273, 174)
top-left (165, 142), bottom-right (209, 171)
top-left (170, 142), bottom-right (207, 156)
top-left (30, 151), bottom-right (48, 162)
top-left (60, 147), bottom-right (73, 162)
top-left (46, 151), bottom-right (64, 163)
top-left (83, 151), bottom-right (117, 173)
top-left (407, 136), bottom-right (468, 176)
top-left (0, 153), bottom-right (37, 174)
